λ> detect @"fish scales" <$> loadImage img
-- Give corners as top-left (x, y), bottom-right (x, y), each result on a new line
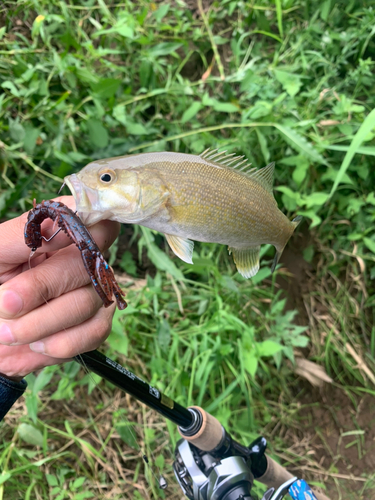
top-left (143, 160), bottom-right (283, 246)
top-left (64, 151), bottom-right (302, 278)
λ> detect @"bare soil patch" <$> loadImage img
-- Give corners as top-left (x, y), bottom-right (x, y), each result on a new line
top-left (278, 230), bottom-right (375, 499)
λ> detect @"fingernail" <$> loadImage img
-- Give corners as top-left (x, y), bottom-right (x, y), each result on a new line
top-left (29, 341), bottom-right (45, 354)
top-left (0, 323), bottom-right (16, 345)
top-left (0, 289), bottom-right (23, 317)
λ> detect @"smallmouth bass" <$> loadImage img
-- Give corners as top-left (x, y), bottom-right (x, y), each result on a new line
top-left (64, 149), bottom-right (301, 278)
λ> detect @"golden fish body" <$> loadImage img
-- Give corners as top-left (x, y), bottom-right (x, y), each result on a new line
top-left (65, 150), bottom-right (301, 278)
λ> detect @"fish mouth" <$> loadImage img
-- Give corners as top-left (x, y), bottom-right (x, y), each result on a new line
top-left (64, 174), bottom-right (109, 226)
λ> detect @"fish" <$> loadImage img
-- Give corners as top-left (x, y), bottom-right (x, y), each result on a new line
top-left (64, 149), bottom-right (302, 278)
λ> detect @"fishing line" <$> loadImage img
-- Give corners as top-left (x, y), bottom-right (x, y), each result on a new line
top-left (27, 244), bottom-right (168, 492)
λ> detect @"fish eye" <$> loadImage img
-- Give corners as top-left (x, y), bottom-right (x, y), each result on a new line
top-left (99, 170), bottom-right (116, 184)
top-left (101, 173), bottom-right (112, 182)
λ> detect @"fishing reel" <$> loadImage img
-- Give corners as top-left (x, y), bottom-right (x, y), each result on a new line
top-left (174, 438), bottom-right (255, 500)
top-left (173, 437), bottom-right (301, 500)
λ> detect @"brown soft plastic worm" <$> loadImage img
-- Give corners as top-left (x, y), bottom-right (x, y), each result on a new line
top-left (24, 199), bottom-right (127, 310)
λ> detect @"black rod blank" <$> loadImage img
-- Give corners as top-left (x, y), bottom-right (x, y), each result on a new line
top-left (74, 349), bottom-right (193, 428)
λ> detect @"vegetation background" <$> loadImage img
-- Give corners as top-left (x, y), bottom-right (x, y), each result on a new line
top-left (1, 0), bottom-right (374, 499)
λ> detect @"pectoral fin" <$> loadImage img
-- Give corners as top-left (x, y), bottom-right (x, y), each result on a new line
top-left (229, 246), bottom-right (260, 278)
top-left (165, 234), bottom-right (194, 264)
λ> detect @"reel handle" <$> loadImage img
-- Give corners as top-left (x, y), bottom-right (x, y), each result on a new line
top-left (257, 456), bottom-right (331, 500)
top-left (179, 407), bottom-right (331, 500)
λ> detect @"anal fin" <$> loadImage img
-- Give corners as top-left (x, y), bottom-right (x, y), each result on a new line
top-left (165, 234), bottom-right (194, 264)
top-left (229, 246), bottom-right (260, 279)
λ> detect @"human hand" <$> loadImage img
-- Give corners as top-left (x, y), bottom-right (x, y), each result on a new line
top-left (0, 196), bottom-right (120, 381)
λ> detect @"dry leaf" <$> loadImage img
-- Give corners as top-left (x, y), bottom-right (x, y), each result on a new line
top-left (295, 357), bottom-right (333, 387)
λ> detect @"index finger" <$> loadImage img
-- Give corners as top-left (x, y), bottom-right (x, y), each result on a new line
top-left (0, 196), bottom-right (77, 273)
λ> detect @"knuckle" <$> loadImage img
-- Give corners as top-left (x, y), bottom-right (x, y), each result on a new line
top-left (31, 269), bottom-right (54, 301)
top-left (31, 266), bottom-right (74, 302)
top-left (75, 285), bottom-right (102, 318)
top-left (90, 308), bottom-right (114, 347)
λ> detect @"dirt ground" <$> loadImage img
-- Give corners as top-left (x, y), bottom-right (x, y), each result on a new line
top-left (278, 231), bottom-right (375, 500)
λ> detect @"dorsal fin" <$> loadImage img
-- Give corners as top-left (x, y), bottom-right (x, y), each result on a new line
top-left (247, 162), bottom-right (275, 193)
top-left (200, 148), bottom-right (253, 173)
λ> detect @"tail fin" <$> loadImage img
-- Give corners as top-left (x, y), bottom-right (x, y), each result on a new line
top-left (271, 215), bottom-right (303, 273)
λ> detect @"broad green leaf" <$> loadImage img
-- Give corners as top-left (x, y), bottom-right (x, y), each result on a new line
top-left (367, 192), bottom-right (375, 205)
top-left (247, 101), bottom-right (272, 119)
top-left (68, 151), bottom-right (88, 162)
top-left (2, 80), bottom-right (20, 97)
top-left (148, 42), bottom-right (182, 57)
top-left (152, 3), bottom-right (170, 21)
top-left (251, 267), bottom-right (272, 285)
top-left (72, 477), bottom-right (86, 489)
top-left (116, 422), bottom-right (138, 449)
top-left (116, 25), bottom-right (134, 38)
top-left (0, 472), bottom-right (11, 485)
top-left (113, 104), bottom-right (127, 125)
top-left (212, 101), bottom-right (239, 113)
top-left (182, 101), bottom-right (202, 123)
top-left (33, 369), bottom-right (54, 394)
top-left (155, 454), bottom-right (165, 470)
top-left (46, 474), bottom-right (58, 486)
top-left (8, 118), bottom-right (25, 142)
top-left (109, 309), bottom-right (129, 355)
top-left (292, 158), bottom-right (310, 186)
top-left (25, 393), bottom-right (39, 423)
top-left (120, 251), bottom-right (138, 276)
top-left (291, 335), bottom-right (310, 347)
top-left (303, 245), bottom-right (314, 263)
top-left (320, 0), bottom-right (332, 21)
top-left (140, 227), bottom-right (184, 280)
top-left (23, 126), bottom-right (40, 154)
top-left (18, 423), bottom-right (44, 447)
top-left (303, 192), bottom-right (330, 208)
top-left (329, 108), bottom-right (375, 197)
top-left (213, 35), bottom-right (228, 45)
top-left (297, 209), bottom-right (321, 228)
top-left (275, 125), bottom-right (326, 164)
top-left (258, 340), bottom-right (284, 357)
top-left (274, 70), bottom-right (301, 97)
top-left (125, 122), bottom-right (148, 135)
top-left (86, 119), bottom-right (108, 148)
top-left (90, 78), bottom-right (120, 99)
top-left (73, 492), bottom-right (95, 499)
top-left (146, 242), bottom-right (184, 280)
top-left (321, 168), bottom-right (353, 185)
top-left (275, 186), bottom-right (303, 210)
top-left (363, 237), bottom-right (375, 254)
top-left (93, 22), bottom-right (134, 39)
top-left (243, 352), bottom-right (258, 377)
top-left (75, 68), bottom-right (98, 84)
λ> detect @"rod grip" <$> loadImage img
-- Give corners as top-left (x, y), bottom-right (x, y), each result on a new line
top-left (178, 406), bottom-right (223, 451)
top-left (257, 455), bottom-right (331, 500)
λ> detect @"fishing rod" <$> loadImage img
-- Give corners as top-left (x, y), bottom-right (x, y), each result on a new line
top-left (74, 350), bottom-right (330, 500)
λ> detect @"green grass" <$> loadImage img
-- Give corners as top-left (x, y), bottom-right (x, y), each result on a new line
top-left (1, 1), bottom-right (375, 499)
